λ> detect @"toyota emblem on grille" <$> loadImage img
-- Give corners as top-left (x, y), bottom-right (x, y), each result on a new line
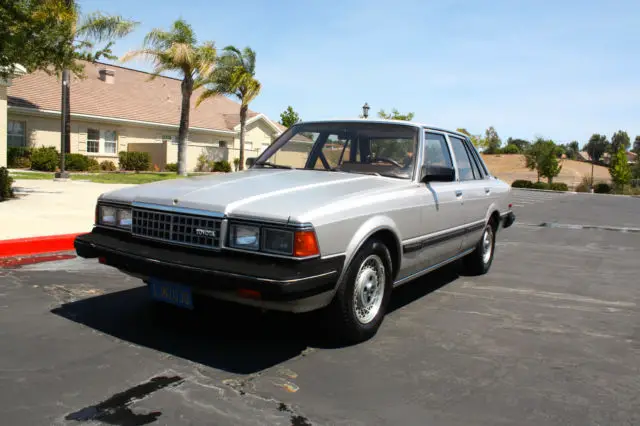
top-left (173, 199), bottom-right (179, 205)
top-left (196, 229), bottom-right (216, 237)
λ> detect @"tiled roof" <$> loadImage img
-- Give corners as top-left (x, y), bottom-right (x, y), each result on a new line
top-left (7, 60), bottom-right (264, 132)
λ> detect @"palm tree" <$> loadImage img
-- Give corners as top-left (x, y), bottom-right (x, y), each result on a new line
top-left (121, 20), bottom-right (216, 176)
top-left (57, 1), bottom-right (138, 176)
top-left (196, 46), bottom-right (261, 171)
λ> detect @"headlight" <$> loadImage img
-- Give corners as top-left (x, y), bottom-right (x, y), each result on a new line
top-left (229, 224), bottom-right (260, 250)
top-left (262, 228), bottom-right (293, 255)
top-left (98, 205), bottom-right (132, 230)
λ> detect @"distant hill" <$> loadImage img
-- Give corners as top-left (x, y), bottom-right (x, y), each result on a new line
top-left (481, 154), bottom-right (611, 188)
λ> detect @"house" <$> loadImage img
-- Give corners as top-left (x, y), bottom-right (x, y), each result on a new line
top-left (1, 64), bottom-right (27, 168)
top-left (5, 60), bottom-right (286, 170)
top-left (626, 151), bottom-right (637, 165)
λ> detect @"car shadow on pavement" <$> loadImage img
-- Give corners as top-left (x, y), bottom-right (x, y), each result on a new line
top-left (50, 264), bottom-right (461, 375)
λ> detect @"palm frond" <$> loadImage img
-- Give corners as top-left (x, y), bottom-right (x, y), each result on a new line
top-left (195, 87), bottom-right (225, 107)
top-left (76, 12), bottom-right (138, 42)
top-left (120, 48), bottom-right (161, 63)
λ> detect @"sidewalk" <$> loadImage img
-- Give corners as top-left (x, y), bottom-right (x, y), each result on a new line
top-left (1, 179), bottom-right (131, 240)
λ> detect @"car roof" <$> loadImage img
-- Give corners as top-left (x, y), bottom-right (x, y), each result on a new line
top-left (294, 118), bottom-right (469, 139)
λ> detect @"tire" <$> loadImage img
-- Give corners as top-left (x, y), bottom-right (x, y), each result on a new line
top-left (462, 219), bottom-right (497, 276)
top-left (326, 239), bottom-right (394, 344)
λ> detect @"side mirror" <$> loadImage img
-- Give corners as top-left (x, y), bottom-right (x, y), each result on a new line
top-left (420, 165), bottom-right (456, 183)
top-left (246, 157), bottom-right (256, 168)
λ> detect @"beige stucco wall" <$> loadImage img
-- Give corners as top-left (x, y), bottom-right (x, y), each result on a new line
top-left (0, 86), bottom-right (7, 167)
top-left (230, 120), bottom-right (277, 165)
top-left (5, 110), bottom-right (279, 171)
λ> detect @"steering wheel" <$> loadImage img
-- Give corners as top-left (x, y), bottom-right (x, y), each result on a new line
top-left (372, 157), bottom-right (402, 167)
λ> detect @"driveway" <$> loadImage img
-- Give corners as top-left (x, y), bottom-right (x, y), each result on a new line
top-left (0, 190), bottom-right (639, 425)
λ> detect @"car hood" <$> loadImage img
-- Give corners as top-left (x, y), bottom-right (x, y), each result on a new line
top-left (99, 169), bottom-right (411, 223)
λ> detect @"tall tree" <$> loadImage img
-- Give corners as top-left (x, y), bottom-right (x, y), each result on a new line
top-left (122, 20), bottom-right (217, 176)
top-left (378, 108), bottom-right (414, 121)
top-left (564, 141), bottom-right (580, 160)
top-left (585, 134), bottom-right (609, 163)
top-left (279, 106), bottom-right (301, 128)
top-left (633, 136), bottom-right (640, 154)
top-left (483, 126), bottom-right (502, 154)
top-left (610, 130), bottom-right (631, 154)
top-left (197, 46), bottom-right (261, 171)
top-left (505, 138), bottom-right (530, 152)
top-left (525, 137), bottom-right (562, 184)
top-left (457, 128), bottom-right (487, 150)
top-left (609, 147), bottom-right (632, 190)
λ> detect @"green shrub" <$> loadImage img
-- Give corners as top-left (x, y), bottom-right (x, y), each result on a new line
top-left (531, 182), bottom-right (549, 190)
top-left (8, 147), bottom-right (31, 167)
top-left (511, 179), bottom-right (533, 188)
top-left (503, 144), bottom-right (520, 154)
top-left (164, 163), bottom-right (178, 172)
top-left (594, 182), bottom-right (611, 194)
top-left (549, 182), bottom-right (569, 191)
top-left (575, 176), bottom-right (591, 192)
top-left (100, 160), bottom-right (117, 171)
top-left (118, 151), bottom-right (151, 172)
top-left (87, 158), bottom-right (100, 172)
top-left (233, 158), bottom-right (240, 171)
top-left (195, 154), bottom-right (209, 172)
top-left (65, 153), bottom-right (90, 171)
top-left (0, 167), bottom-right (13, 201)
top-left (31, 147), bottom-right (59, 171)
top-left (213, 160), bottom-right (232, 172)
top-left (12, 157), bottom-right (31, 169)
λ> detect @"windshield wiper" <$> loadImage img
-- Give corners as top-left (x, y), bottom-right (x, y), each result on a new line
top-left (254, 162), bottom-right (293, 169)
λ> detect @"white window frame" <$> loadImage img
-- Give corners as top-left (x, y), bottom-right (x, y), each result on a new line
top-left (162, 135), bottom-right (177, 145)
top-left (7, 120), bottom-right (27, 147)
top-left (244, 141), bottom-right (253, 151)
top-left (86, 128), bottom-right (118, 155)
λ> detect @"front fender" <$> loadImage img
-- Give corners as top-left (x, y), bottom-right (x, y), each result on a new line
top-left (336, 215), bottom-right (402, 287)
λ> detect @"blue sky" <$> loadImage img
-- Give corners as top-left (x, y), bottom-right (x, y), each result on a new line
top-left (79, 0), bottom-right (640, 146)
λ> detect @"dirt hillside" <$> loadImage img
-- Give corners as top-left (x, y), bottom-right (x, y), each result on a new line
top-left (480, 154), bottom-right (611, 188)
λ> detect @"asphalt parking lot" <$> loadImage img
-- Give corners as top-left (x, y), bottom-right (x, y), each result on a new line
top-left (1, 189), bottom-right (639, 426)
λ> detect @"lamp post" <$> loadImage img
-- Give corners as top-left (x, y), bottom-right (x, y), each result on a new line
top-left (362, 102), bottom-right (370, 119)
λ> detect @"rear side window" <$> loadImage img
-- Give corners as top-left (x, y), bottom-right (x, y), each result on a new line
top-left (449, 135), bottom-right (480, 180)
top-left (464, 139), bottom-right (488, 177)
top-left (423, 133), bottom-right (453, 168)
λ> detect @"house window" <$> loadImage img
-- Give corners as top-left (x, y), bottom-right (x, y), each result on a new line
top-left (7, 120), bottom-right (26, 147)
top-left (244, 142), bottom-right (253, 151)
top-left (162, 135), bottom-right (177, 144)
top-left (87, 128), bottom-right (100, 153)
top-left (218, 140), bottom-right (227, 148)
top-left (87, 128), bottom-right (117, 154)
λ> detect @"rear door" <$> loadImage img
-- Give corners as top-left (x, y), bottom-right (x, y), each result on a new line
top-left (447, 134), bottom-right (495, 250)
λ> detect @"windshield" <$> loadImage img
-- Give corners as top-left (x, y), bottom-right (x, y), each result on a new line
top-left (253, 122), bottom-right (419, 179)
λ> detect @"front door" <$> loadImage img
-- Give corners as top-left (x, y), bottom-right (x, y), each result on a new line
top-left (417, 132), bottom-right (466, 267)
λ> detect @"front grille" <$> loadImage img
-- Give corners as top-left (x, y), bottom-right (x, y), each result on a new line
top-left (132, 208), bottom-right (221, 249)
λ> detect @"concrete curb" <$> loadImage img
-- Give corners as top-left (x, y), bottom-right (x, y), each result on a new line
top-left (0, 233), bottom-right (82, 259)
top-left (513, 188), bottom-right (640, 198)
top-left (0, 252), bottom-right (77, 268)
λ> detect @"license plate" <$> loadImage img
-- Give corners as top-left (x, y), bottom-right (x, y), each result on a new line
top-left (149, 278), bottom-right (193, 309)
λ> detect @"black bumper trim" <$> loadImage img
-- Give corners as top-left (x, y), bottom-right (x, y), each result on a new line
top-left (74, 229), bottom-right (343, 301)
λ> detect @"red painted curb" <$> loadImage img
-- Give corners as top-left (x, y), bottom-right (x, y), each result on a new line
top-left (0, 233), bottom-right (83, 258)
top-left (0, 252), bottom-right (77, 268)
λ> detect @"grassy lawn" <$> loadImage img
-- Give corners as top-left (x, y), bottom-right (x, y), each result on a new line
top-left (8, 171), bottom-right (202, 184)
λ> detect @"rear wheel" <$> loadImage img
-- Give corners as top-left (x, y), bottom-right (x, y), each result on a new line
top-left (326, 239), bottom-right (393, 344)
top-left (462, 219), bottom-right (496, 276)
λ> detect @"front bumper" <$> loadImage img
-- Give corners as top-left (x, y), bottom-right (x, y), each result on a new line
top-left (74, 228), bottom-right (343, 302)
top-left (501, 211), bottom-right (516, 229)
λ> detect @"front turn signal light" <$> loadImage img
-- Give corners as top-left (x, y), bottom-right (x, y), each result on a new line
top-left (294, 230), bottom-right (319, 257)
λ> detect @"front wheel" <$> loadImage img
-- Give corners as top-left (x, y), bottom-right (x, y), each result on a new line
top-left (462, 219), bottom-right (496, 276)
top-left (326, 239), bottom-right (393, 344)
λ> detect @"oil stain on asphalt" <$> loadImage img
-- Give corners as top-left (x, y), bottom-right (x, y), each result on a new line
top-left (64, 375), bottom-right (183, 425)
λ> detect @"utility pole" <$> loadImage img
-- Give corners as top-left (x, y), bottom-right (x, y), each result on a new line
top-left (55, 0), bottom-right (73, 180)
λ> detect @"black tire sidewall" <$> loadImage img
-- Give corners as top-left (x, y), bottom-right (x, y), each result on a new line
top-left (335, 239), bottom-right (394, 339)
top-left (479, 221), bottom-right (496, 273)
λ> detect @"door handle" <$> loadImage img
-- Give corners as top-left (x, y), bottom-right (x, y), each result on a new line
top-left (455, 190), bottom-right (463, 197)
top-left (485, 187), bottom-right (491, 194)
